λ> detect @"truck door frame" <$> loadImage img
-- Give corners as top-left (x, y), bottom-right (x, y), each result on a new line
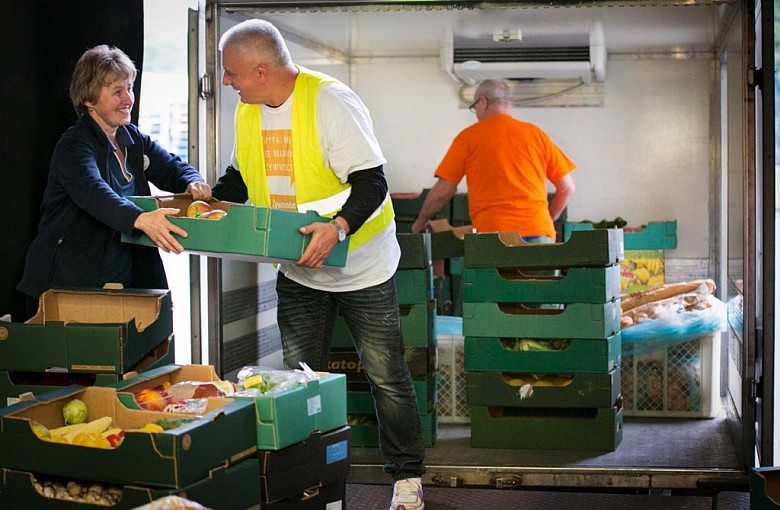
top-left (190, 0), bottom-right (775, 479)
top-left (751, 0), bottom-right (776, 467)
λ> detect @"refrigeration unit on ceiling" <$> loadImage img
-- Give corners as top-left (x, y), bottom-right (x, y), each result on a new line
top-left (442, 21), bottom-right (606, 107)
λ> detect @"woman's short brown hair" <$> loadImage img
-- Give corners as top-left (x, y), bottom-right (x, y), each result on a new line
top-left (69, 45), bottom-right (137, 117)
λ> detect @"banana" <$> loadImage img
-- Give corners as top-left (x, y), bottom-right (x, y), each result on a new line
top-left (648, 274), bottom-right (665, 288)
top-left (633, 267), bottom-right (651, 284)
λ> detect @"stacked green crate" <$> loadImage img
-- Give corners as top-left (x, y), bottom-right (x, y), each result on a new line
top-left (0, 385), bottom-right (261, 508)
top-left (391, 189), bottom-right (451, 234)
top-left (432, 191), bottom-right (466, 317)
top-left (328, 233), bottom-right (438, 447)
top-left (462, 229), bottom-right (625, 451)
top-left (445, 192), bottom-right (566, 316)
top-left (111, 364), bottom-right (350, 508)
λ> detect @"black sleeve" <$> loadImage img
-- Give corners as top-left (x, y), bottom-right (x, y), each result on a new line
top-left (211, 165), bottom-right (249, 204)
top-left (338, 165), bottom-right (388, 233)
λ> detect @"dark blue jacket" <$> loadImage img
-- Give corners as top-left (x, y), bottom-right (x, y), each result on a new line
top-left (17, 115), bottom-right (204, 299)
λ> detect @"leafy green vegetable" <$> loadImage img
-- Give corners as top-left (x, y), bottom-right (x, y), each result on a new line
top-left (154, 417), bottom-right (199, 430)
top-left (62, 399), bottom-right (88, 425)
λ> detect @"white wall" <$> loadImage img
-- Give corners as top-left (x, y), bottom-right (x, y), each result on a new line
top-left (353, 57), bottom-right (712, 259)
top-left (215, 21), bottom-right (714, 261)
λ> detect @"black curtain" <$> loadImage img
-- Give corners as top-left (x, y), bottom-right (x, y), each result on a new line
top-left (0, 0), bottom-right (144, 321)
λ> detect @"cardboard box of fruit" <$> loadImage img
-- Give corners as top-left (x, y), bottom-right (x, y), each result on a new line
top-left (0, 287), bottom-right (173, 375)
top-left (121, 194), bottom-right (348, 267)
top-left (110, 364), bottom-right (232, 411)
top-left (0, 386), bottom-right (257, 488)
top-left (233, 372), bottom-right (347, 451)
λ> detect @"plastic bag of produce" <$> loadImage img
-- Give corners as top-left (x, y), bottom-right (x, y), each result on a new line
top-left (234, 367), bottom-right (306, 396)
top-left (621, 295), bottom-right (726, 356)
top-left (164, 380), bottom-right (236, 401)
top-left (134, 380), bottom-right (235, 413)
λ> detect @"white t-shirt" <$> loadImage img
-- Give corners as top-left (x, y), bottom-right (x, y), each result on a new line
top-left (230, 80), bottom-right (400, 292)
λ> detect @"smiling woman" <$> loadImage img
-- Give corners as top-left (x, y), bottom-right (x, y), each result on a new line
top-left (15, 43), bottom-right (208, 323)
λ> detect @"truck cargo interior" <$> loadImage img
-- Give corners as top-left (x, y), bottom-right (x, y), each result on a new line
top-left (162, 0), bottom-right (774, 500)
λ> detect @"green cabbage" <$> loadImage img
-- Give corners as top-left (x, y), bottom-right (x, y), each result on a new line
top-left (62, 398), bottom-right (88, 425)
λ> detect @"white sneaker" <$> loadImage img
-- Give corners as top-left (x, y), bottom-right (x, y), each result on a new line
top-left (390, 477), bottom-right (424, 510)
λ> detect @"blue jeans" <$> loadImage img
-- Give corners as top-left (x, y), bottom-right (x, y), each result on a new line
top-left (521, 235), bottom-right (555, 244)
top-left (276, 273), bottom-right (426, 481)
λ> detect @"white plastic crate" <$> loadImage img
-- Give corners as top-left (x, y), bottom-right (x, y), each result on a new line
top-left (622, 332), bottom-right (721, 418)
top-left (436, 316), bottom-right (470, 423)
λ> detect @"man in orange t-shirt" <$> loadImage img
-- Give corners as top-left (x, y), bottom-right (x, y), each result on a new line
top-left (411, 79), bottom-right (575, 242)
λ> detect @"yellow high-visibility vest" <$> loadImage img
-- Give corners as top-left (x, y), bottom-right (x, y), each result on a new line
top-left (234, 66), bottom-right (393, 251)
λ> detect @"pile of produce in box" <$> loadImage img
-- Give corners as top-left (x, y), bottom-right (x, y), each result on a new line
top-left (619, 279), bottom-right (725, 356)
top-left (232, 366), bottom-right (315, 397)
top-left (131, 363), bottom-right (321, 413)
top-left (32, 474), bottom-right (123, 506)
top-left (133, 380), bottom-right (237, 413)
top-left (29, 397), bottom-right (200, 450)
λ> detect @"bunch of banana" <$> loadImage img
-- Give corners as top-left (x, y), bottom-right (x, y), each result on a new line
top-left (628, 257), bottom-right (665, 288)
top-left (502, 373), bottom-right (574, 388)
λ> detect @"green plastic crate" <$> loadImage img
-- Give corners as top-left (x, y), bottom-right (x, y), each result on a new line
top-left (451, 193), bottom-right (470, 225)
top-left (463, 229), bottom-right (624, 269)
top-left (331, 301), bottom-right (436, 348)
top-left (397, 233), bottom-right (432, 269)
top-left (328, 342), bottom-right (436, 383)
top-left (564, 221), bottom-right (677, 250)
top-left (463, 265), bottom-right (620, 304)
top-left (346, 376), bottom-right (436, 416)
top-left (391, 189), bottom-right (450, 220)
top-left (467, 368), bottom-right (621, 409)
top-left (470, 405), bottom-right (623, 451)
top-left (464, 334), bottom-right (621, 374)
top-left (462, 301), bottom-right (621, 340)
top-left (348, 407), bottom-right (437, 448)
top-left (396, 267), bottom-right (434, 304)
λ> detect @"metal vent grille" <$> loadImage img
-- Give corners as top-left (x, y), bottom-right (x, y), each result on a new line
top-left (453, 46), bottom-right (590, 64)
